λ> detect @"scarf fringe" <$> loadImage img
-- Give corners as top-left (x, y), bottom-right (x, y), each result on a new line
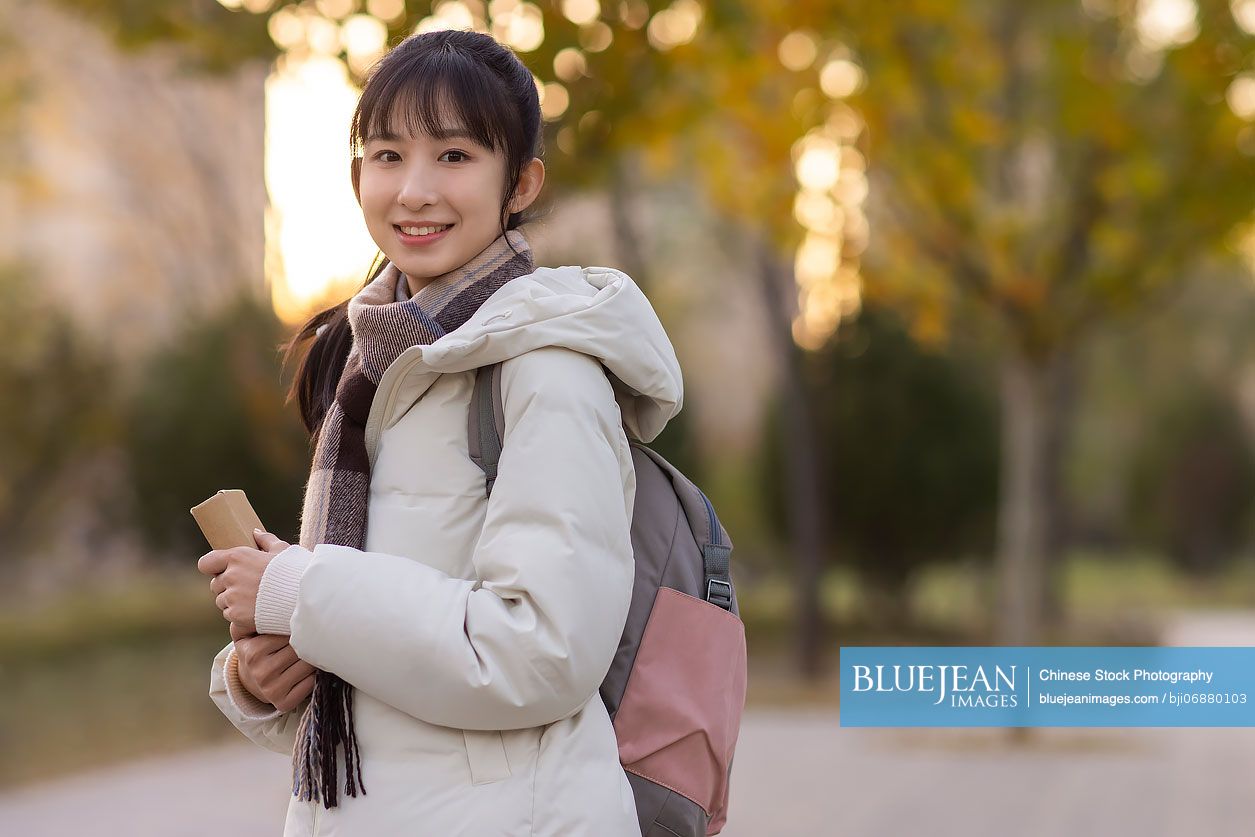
top-left (292, 673), bottom-right (366, 808)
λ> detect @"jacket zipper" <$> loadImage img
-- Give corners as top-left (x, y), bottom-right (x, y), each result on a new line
top-left (364, 348), bottom-right (425, 465)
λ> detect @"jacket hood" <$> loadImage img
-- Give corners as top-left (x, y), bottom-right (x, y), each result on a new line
top-left (406, 265), bottom-right (683, 443)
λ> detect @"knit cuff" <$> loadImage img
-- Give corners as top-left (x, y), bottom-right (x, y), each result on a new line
top-left (223, 644), bottom-right (283, 721)
top-left (255, 544), bottom-right (313, 636)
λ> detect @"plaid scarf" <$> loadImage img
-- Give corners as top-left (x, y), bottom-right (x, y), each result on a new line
top-left (292, 228), bottom-right (534, 808)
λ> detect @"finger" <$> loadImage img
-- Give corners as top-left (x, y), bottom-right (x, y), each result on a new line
top-left (229, 621), bottom-right (254, 642)
top-left (256, 646), bottom-right (298, 685)
top-left (251, 527), bottom-right (287, 552)
top-left (228, 612), bottom-right (256, 634)
top-left (254, 632), bottom-right (287, 649)
top-left (252, 633), bottom-right (290, 660)
top-left (214, 591), bottom-right (229, 616)
top-left (278, 673), bottom-right (317, 711)
top-left (235, 632), bottom-right (276, 661)
top-left (267, 641), bottom-right (299, 672)
top-left (197, 551), bottom-right (229, 577)
top-left (276, 658), bottom-right (316, 693)
top-left (253, 639), bottom-right (297, 682)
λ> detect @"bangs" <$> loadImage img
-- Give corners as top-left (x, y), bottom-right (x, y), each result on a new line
top-left (351, 47), bottom-right (517, 156)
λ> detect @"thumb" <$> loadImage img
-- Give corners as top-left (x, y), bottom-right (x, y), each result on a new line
top-left (253, 528), bottom-right (286, 550)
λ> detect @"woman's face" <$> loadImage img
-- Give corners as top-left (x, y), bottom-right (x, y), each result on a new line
top-left (357, 109), bottom-right (514, 286)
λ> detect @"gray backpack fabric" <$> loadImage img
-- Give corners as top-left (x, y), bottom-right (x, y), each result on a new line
top-left (467, 362), bottom-right (747, 836)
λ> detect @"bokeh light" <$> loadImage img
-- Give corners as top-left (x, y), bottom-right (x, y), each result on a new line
top-left (778, 31), bottom-right (819, 72)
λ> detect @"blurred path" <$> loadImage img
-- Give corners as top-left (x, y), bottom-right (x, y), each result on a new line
top-left (3, 610), bottom-right (1254, 837)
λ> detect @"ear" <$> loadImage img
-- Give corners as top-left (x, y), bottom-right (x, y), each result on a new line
top-left (508, 157), bottom-right (546, 215)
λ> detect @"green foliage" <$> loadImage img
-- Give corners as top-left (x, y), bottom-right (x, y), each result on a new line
top-left (759, 305), bottom-right (999, 598)
top-left (119, 291), bottom-right (310, 561)
top-left (1128, 383), bottom-right (1255, 575)
top-left (0, 265), bottom-right (119, 561)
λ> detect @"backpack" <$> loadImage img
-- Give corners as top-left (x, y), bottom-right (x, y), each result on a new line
top-left (467, 362), bottom-right (748, 837)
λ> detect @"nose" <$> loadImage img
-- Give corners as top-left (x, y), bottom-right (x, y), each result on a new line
top-left (396, 165), bottom-right (440, 211)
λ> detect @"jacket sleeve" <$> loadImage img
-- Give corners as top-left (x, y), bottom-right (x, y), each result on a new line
top-left (208, 640), bottom-right (309, 755)
top-left (281, 346), bottom-right (636, 731)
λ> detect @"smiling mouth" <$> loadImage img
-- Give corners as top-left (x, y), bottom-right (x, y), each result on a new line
top-left (394, 223), bottom-right (454, 237)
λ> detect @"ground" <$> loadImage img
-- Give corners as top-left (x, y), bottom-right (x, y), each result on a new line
top-left (1, 609), bottom-right (1253, 836)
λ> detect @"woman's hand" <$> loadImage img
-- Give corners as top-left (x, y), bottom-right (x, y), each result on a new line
top-left (234, 632), bottom-right (318, 712)
top-left (198, 529), bottom-right (292, 634)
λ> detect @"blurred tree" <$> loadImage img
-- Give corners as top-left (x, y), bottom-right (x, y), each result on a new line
top-left (51, 0), bottom-right (276, 74)
top-left (1129, 383), bottom-right (1255, 574)
top-left (1071, 269), bottom-right (1255, 552)
top-left (759, 305), bottom-right (999, 626)
top-left (0, 265), bottom-right (119, 566)
top-left (118, 291), bottom-right (310, 561)
top-left (800, 0), bottom-right (1255, 644)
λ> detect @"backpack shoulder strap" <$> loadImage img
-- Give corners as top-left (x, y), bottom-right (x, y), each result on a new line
top-left (467, 363), bottom-right (505, 498)
top-left (631, 442), bottom-right (735, 611)
top-left (471, 363), bottom-right (735, 611)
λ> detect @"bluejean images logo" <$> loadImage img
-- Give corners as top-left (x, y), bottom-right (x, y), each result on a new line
top-left (851, 663), bottom-right (1019, 708)
top-left (840, 647), bottom-right (1255, 727)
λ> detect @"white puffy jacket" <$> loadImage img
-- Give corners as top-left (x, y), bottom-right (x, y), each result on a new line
top-left (208, 264), bottom-right (683, 836)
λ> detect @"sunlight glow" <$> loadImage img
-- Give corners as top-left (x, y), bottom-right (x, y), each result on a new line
top-left (790, 118), bottom-right (868, 349)
top-left (305, 14), bottom-right (342, 55)
top-left (562, 0), bottom-right (601, 26)
top-left (540, 81), bottom-right (570, 120)
top-left (1227, 73), bottom-right (1255, 121)
top-left (820, 58), bottom-right (865, 99)
top-left (342, 14), bottom-right (388, 56)
top-left (488, 1), bottom-right (546, 51)
top-left (265, 55), bottom-right (378, 325)
top-left (1135, 0), bottom-right (1199, 50)
top-left (416, 0), bottom-right (477, 34)
top-left (579, 21), bottom-right (614, 52)
top-left (316, 0), bottom-right (356, 19)
top-left (267, 7), bottom-right (305, 49)
top-left (1234, 0), bottom-right (1255, 34)
top-left (554, 47), bottom-right (588, 82)
top-left (367, 0), bottom-right (407, 21)
top-left (646, 0), bottom-right (702, 51)
top-left (618, 0), bottom-right (650, 29)
top-left (794, 136), bottom-right (842, 192)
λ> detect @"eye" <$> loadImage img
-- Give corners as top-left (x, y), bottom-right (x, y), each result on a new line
top-left (372, 150), bottom-right (401, 163)
top-left (440, 150), bottom-right (470, 163)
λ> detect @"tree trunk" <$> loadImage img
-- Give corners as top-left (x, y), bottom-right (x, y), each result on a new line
top-left (1041, 348), bottom-right (1079, 631)
top-left (607, 156), bottom-right (650, 289)
top-left (752, 234), bottom-right (827, 679)
top-left (996, 351), bottom-right (1053, 647)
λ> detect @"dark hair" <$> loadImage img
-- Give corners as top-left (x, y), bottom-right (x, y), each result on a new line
top-left (280, 29), bottom-right (546, 439)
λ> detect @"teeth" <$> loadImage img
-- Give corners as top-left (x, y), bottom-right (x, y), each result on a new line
top-left (400, 224), bottom-right (451, 236)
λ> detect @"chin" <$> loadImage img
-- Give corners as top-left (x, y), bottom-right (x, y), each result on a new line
top-left (395, 257), bottom-right (449, 282)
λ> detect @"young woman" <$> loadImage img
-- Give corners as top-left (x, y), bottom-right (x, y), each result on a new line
top-left (198, 28), bottom-right (682, 836)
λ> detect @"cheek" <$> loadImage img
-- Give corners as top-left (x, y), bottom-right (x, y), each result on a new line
top-left (461, 178), bottom-right (505, 220)
top-left (357, 175), bottom-right (390, 222)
